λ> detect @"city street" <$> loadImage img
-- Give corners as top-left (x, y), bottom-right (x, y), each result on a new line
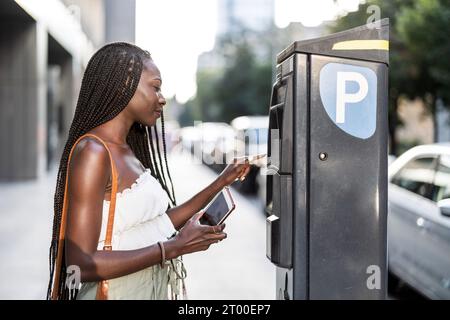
top-left (0, 148), bottom-right (275, 300)
top-left (2, 0), bottom-right (448, 304)
top-left (170, 149), bottom-right (275, 299)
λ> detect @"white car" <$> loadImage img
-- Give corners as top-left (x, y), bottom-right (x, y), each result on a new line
top-left (388, 143), bottom-right (450, 299)
top-left (230, 116), bottom-right (269, 157)
top-left (194, 122), bottom-right (233, 166)
top-left (230, 116), bottom-right (269, 194)
top-left (179, 126), bottom-right (202, 154)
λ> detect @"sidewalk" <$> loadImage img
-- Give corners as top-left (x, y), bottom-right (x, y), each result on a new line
top-left (0, 169), bottom-right (56, 299)
top-left (169, 149), bottom-right (275, 299)
top-left (0, 149), bottom-right (275, 299)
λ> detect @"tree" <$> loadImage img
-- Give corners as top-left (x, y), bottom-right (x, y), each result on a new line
top-left (331, 0), bottom-right (415, 155)
top-left (331, 0), bottom-right (450, 154)
top-left (396, 0), bottom-right (450, 141)
top-left (196, 69), bottom-right (222, 121)
top-left (184, 28), bottom-right (273, 124)
top-left (214, 41), bottom-right (272, 122)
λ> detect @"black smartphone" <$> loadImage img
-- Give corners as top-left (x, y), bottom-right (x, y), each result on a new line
top-left (199, 187), bottom-right (236, 226)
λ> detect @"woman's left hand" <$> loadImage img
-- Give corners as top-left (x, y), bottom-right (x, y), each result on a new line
top-left (217, 157), bottom-right (251, 187)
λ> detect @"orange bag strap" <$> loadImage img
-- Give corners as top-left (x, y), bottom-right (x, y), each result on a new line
top-left (51, 133), bottom-right (118, 300)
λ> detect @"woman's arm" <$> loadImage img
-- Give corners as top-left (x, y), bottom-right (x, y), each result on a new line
top-left (65, 138), bottom-right (225, 282)
top-left (166, 178), bottom-right (224, 230)
top-left (166, 159), bottom-right (251, 230)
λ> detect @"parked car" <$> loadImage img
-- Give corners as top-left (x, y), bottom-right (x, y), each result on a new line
top-left (230, 116), bottom-right (269, 194)
top-left (388, 154), bottom-right (396, 166)
top-left (161, 120), bottom-right (180, 152)
top-left (388, 143), bottom-right (450, 299)
top-left (179, 126), bottom-right (202, 155)
top-left (194, 122), bottom-right (233, 168)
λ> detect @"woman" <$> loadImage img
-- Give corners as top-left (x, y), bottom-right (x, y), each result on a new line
top-left (47, 42), bottom-right (251, 300)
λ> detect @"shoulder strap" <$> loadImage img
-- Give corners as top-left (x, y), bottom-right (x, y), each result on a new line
top-left (51, 133), bottom-right (118, 300)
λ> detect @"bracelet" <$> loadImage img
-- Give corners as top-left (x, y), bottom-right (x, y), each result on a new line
top-left (157, 241), bottom-right (166, 268)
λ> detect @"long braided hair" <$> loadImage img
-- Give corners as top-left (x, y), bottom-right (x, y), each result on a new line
top-left (47, 42), bottom-right (177, 300)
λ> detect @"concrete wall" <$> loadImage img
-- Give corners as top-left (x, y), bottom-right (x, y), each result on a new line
top-left (0, 20), bottom-right (47, 180)
top-left (0, 0), bottom-right (136, 181)
top-left (105, 0), bottom-right (136, 43)
top-left (61, 0), bottom-right (105, 47)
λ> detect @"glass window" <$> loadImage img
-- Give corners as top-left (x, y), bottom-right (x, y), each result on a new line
top-left (434, 155), bottom-right (450, 202)
top-left (391, 156), bottom-right (438, 200)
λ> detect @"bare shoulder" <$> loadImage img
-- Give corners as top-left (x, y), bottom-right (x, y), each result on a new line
top-left (69, 137), bottom-right (111, 183)
top-left (72, 137), bottom-right (110, 164)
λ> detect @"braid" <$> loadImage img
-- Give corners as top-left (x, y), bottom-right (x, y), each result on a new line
top-left (147, 123), bottom-right (176, 205)
top-left (160, 111), bottom-right (177, 205)
top-left (153, 125), bottom-right (168, 187)
top-left (127, 122), bottom-right (176, 205)
top-left (143, 126), bottom-right (158, 178)
top-left (47, 42), bottom-right (177, 300)
top-left (147, 126), bottom-right (164, 183)
top-left (153, 115), bottom-right (177, 205)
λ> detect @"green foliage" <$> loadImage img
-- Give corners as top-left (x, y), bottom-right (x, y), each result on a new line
top-left (214, 42), bottom-right (272, 122)
top-left (331, 0), bottom-right (450, 151)
top-left (196, 69), bottom-right (222, 121)
top-left (184, 30), bottom-right (273, 123)
top-left (331, 0), bottom-right (415, 104)
top-left (396, 0), bottom-right (450, 105)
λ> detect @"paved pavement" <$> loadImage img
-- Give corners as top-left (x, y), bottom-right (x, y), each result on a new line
top-left (169, 149), bottom-right (275, 300)
top-left (0, 168), bottom-right (56, 299)
top-left (0, 148), bottom-right (275, 299)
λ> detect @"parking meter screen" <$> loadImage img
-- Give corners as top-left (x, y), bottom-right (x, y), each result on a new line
top-left (200, 190), bottom-right (234, 226)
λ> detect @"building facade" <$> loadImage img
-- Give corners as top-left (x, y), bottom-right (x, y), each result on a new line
top-left (0, 0), bottom-right (136, 181)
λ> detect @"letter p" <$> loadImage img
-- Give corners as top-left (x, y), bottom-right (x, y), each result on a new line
top-left (336, 72), bottom-right (369, 124)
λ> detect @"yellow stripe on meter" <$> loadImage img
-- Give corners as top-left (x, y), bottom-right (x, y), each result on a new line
top-left (332, 40), bottom-right (389, 51)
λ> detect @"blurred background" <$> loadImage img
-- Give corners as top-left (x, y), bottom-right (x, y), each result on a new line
top-left (0, 0), bottom-right (449, 299)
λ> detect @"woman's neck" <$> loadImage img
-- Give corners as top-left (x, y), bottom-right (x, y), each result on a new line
top-left (89, 112), bottom-right (134, 145)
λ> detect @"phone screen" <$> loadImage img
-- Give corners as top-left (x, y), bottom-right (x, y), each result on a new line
top-left (200, 189), bottom-right (234, 226)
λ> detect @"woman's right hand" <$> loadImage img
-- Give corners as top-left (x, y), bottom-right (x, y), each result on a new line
top-left (172, 210), bottom-right (227, 256)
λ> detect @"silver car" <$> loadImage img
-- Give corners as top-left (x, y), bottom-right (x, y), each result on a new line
top-left (388, 143), bottom-right (450, 299)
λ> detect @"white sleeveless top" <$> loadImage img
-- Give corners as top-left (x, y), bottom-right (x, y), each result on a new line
top-left (98, 168), bottom-right (176, 250)
top-left (77, 169), bottom-right (180, 300)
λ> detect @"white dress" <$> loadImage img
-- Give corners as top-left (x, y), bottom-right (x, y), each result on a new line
top-left (76, 169), bottom-right (184, 300)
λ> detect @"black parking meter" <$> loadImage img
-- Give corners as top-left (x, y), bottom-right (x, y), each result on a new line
top-left (266, 19), bottom-right (389, 299)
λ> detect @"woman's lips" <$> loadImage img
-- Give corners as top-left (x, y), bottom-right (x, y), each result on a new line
top-left (154, 110), bottom-right (162, 117)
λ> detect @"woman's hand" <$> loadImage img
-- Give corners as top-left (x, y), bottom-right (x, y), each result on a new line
top-left (172, 211), bottom-right (227, 256)
top-left (217, 157), bottom-right (251, 187)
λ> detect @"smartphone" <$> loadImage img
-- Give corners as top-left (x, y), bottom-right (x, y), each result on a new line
top-left (199, 187), bottom-right (236, 226)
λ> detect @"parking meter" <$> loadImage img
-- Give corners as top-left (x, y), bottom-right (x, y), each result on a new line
top-left (266, 19), bottom-right (389, 299)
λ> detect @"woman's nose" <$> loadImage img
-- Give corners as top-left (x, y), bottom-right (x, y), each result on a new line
top-left (158, 93), bottom-right (166, 106)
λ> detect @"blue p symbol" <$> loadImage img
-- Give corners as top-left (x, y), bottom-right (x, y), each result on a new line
top-left (319, 63), bottom-right (377, 139)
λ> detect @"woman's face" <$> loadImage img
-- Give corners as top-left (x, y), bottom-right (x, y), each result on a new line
top-left (125, 59), bottom-right (166, 127)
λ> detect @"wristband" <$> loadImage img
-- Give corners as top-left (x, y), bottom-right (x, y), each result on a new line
top-left (157, 241), bottom-right (165, 268)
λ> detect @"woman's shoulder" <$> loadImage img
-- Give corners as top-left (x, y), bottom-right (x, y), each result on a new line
top-left (69, 136), bottom-right (111, 176)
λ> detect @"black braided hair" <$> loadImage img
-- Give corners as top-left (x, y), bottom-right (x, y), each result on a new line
top-left (47, 42), bottom-right (177, 300)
